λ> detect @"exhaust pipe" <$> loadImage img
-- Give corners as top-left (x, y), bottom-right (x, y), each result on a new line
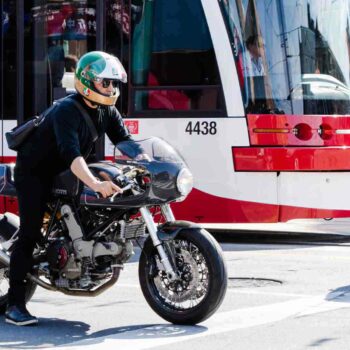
top-left (0, 245), bottom-right (10, 266)
top-left (27, 267), bottom-right (121, 296)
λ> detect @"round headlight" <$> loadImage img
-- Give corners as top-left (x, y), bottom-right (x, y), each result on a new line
top-left (176, 168), bottom-right (194, 196)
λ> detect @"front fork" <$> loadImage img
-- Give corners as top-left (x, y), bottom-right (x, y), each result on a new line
top-left (140, 205), bottom-right (177, 281)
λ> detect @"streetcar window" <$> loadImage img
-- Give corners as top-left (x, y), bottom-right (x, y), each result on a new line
top-left (1, 0), bottom-right (17, 120)
top-left (129, 0), bottom-right (225, 116)
top-left (222, 0), bottom-right (350, 116)
top-left (23, 1), bottom-right (96, 118)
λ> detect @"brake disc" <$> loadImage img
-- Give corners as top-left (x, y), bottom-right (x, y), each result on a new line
top-left (154, 246), bottom-right (206, 303)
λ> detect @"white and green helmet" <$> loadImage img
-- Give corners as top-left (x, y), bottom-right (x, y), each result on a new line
top-left (75, 51), bottom-right (127, 106)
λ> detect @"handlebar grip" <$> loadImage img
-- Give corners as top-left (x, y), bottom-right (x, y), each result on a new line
top-left (109, 183), bottom-right (133, 202)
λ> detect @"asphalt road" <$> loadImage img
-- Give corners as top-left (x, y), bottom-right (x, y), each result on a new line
top-left (1, 236), bottom-right (350, 350)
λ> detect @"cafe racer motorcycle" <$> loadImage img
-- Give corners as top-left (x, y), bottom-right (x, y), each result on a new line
top-left (0, 137), bottom-right (227, 324)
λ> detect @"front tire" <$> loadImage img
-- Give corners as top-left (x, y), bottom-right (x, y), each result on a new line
top-left (0, 232), bottom-right (37, 314)
top-left (139, 228), bottom-right (227, 325)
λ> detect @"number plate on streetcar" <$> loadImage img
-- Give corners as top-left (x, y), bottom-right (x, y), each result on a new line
top-left (185, 121), bottom-right (217, 135)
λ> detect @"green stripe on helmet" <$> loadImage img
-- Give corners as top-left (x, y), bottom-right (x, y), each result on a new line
top-left (76, 51), bottom-right (107, 87)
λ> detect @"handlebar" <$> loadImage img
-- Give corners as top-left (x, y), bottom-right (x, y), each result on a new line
top-left (109, 183), bottom-right (133, 202)
top-left (101, 167), bottom-right (146, 203)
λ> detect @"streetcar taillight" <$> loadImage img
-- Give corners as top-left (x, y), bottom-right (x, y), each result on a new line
top-left (292, 123), bottom-right (312, 141)
top-left (318, 124), bottom-right (333, 140)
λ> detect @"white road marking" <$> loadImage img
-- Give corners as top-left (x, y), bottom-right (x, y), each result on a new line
top-left (226, 289), bottom-right (315, 298)
top-left (55, 290), bottom-right (350, 350)
top-left (116, 283), bottom-right (315, 298)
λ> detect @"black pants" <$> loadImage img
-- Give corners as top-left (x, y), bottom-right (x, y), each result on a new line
top-left (8, 168), bottom-right (52, 306)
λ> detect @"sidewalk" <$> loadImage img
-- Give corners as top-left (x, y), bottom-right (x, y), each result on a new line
top-left (203, 218), bottom-right (350, 237)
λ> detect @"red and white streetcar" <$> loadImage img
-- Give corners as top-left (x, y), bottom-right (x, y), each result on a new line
top-left (2, 0), bottom-right (350, 224)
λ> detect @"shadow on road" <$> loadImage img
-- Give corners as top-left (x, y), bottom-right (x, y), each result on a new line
top-left (0, 317), bottom-right (89, 349)
top-left (0, 318), bottom-right (207, 349)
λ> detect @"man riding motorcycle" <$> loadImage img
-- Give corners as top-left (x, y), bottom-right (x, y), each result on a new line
top-left (6, 51), bottom-right (131, 326)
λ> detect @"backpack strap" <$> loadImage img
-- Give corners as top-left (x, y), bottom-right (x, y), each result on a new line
top-left (67, 98), bottom-right (98, 142)
top-left (50, 95), bottom-right (98, 143)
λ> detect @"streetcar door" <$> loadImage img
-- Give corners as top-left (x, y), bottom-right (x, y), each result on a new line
top-left (120, 0), bottom-right (280, 223)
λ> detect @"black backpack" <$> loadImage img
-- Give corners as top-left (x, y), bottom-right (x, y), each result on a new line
top-left (5, 96), bottom-right (97, 151)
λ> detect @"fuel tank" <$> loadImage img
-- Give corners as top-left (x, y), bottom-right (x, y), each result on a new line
top-left (80, 161), bottom-right (149, 208)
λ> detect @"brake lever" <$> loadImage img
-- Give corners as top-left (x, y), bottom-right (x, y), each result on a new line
top-left (109, 183), bottom-right (133, 202)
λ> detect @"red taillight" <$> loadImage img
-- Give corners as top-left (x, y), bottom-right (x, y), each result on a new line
top-left (293, 123), bottom-right (312, 141)
top-left (318, 124), bottom-right (333, 140)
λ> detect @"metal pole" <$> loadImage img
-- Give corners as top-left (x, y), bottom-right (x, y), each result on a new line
top-left (96, 0), bottom-right (105, 51)
top-left (17, 0), bottom-right (24, 124)
top-left (94, 0), bottom-right (105, 161)
top-left (0, 0), bottom-right (3, 160)
top-left (276, 0), bottom-right (293, 114)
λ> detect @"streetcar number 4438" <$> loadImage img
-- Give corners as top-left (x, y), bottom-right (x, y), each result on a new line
top-left (185, 121), bottom-right (217, 135)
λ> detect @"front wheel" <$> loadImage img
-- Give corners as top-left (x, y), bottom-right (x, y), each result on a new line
top-left (139, 228), bottom-right (227, 325)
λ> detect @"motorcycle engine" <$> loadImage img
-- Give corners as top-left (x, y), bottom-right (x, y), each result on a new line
top-left (46, 238), bottom-right (81, 280)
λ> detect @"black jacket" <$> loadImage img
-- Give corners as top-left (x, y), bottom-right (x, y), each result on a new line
top-left (16, 94), bottom-right (131, 177)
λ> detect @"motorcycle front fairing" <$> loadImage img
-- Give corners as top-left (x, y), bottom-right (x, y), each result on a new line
top-left (115, 137), bottom-right (192, 203)
top-left (81, 137), bottom-right (192, 207)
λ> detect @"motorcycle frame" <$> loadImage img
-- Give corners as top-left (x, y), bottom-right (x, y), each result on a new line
top-left (0, 199), bottom-right (179, 293)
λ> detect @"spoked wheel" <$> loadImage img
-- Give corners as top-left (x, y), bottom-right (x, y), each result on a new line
top-left (139, 228), bottom-right (227, 325)
top-left (0, 263), bottom-right (10, 313)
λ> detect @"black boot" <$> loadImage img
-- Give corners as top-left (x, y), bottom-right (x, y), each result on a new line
top-left (5, 305), bottom-right (38, 326)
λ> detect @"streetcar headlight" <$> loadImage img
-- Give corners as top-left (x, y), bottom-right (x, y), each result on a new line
top-left (176, 168), bottom-right (193, 196)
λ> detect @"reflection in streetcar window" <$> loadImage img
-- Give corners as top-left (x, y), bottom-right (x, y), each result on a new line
top-left (129, 0), bottom-right (225, 115)
top-left (23, 0), bottom-right (96, 118)
top-left (221, 0), bottom-right (350, 115)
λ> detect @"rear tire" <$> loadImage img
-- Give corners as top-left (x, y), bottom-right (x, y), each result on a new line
top-left (139, 228), bottom-right (227, 325)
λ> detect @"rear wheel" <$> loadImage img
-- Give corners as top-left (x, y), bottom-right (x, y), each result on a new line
top-left (139, 228), bottom-right (227, 325)
top-left (0, 233), bottom-right (37, 314)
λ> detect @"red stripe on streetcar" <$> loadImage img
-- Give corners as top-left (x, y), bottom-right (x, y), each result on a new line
top-left (171, 188), bottom-right (350, 223)
top-left (0, 157), bottom-right (16, 163)
top-left (248, 114), bottom-right (350, 146)
top-left (171, 188), bottom-right (279, 223)
top-left (232, 147), bottom-right (350, 171)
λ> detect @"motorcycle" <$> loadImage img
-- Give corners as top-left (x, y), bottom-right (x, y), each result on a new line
top-left (0, 137), bottom-right (227, 325)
